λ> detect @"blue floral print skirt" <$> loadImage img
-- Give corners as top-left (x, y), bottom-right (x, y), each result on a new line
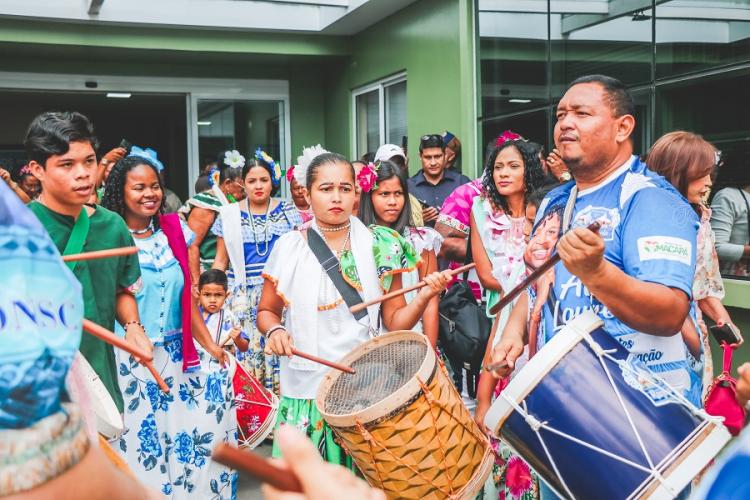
top-left (116, 333), bottom-right (238, 499)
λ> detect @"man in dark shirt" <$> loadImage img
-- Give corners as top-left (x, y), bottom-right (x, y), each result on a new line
top-left (408, 134), bottom-right (471, 225)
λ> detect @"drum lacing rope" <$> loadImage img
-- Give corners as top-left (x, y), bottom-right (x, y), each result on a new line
top-left (501, 394), bottom-right (575, 500)
top-left (579, 329), bottom-right (676, 494)
top-left (416, 376), bottom-right (455, 496)
top-left (354, 419), bottom-right (453, 498)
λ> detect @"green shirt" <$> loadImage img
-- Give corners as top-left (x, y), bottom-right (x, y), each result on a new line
top-left (29, 201), bottom-right (141, 411)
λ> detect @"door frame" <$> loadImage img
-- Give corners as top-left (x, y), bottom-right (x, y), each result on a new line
top-left (0, 71), bottom-right (291, 196)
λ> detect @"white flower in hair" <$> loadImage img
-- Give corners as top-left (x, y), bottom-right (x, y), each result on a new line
top-left (224, 150), bottom-right (246, 169)
top-left (294, 144), bottom-right (329, 186)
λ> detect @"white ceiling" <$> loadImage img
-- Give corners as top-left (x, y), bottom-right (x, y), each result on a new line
top-left (0, 0), bottom-right (419, 35)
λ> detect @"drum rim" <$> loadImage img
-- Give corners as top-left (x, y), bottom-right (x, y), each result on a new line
top-left (315, 330), bottom-right (435, 428)
top-left (484, 310), bottom-right (602, 435)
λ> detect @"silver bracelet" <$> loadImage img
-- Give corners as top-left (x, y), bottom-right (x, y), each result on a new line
top-left (265, 325), bottom-right (287, 339)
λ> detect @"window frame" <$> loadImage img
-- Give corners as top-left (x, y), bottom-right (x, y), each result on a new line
top-left (351, 72), bottom-right (407, 159)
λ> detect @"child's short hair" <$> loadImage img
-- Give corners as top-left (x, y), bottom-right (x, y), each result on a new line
top-left (528, 185), bottom-right (555, 210)
top-left (199, 269), bottom-right (228, 290)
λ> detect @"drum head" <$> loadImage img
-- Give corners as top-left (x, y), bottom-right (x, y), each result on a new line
top-left (72, 352), bottom-right (124, 440)
top-left (316, 331), bottom-right (435, 428)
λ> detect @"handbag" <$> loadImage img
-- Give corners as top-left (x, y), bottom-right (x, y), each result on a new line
top-left (704, 340), bottom-right (747, 436)
top-left (438, 230), bottom-right (492, 377)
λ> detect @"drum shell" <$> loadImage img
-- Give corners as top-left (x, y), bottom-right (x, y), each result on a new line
top-left (486, 311), bottom-right (731, 500)
top-left (317, 331), bottom-right (493, 499)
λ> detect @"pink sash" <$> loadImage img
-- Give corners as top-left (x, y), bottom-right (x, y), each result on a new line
top-left (159, 213), bottom-right (201, 372)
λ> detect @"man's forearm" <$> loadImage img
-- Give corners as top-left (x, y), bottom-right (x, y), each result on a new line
top-left (439, 236), bottom-right (467, 261)
top-left (583, 261), bottom-right (689, 336)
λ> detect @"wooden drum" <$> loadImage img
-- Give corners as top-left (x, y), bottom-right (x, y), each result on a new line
top-left (316, 331), bottom-right (493, 499)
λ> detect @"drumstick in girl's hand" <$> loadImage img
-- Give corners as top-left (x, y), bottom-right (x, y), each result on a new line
top-left (62, 246), bottom-right (138, 262)
top-left (291, 348), bottom-right (356, 375)
top-left (212, 443), bottom-right (303, 493)
top-left (349, 263), bottom-right (476, 313)
top-left (82, 319), bottom-right (170, 393)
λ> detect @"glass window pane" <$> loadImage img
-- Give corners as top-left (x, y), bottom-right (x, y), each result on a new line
top-left (481, 110), bottom-right (550, 165)
top-left (385, 80), bottom-right (407, 147)
top-left (356, 90), bottom-right (380, 158)
top-left (196, 99), bottom-right (282, 185)
top-left (478, 4), bottom-right (548, 117)
top-left (656, 1), bottom-right (750, 79)
top-left (551, 2), bottom-right (653, 99)
top-left (655, 69), bottom-right (750, 279)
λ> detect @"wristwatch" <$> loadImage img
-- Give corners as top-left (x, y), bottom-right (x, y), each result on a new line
top-left (559, 171), bottom-right (572, 182)
top-left (101, 158), bottom-right (109, 166)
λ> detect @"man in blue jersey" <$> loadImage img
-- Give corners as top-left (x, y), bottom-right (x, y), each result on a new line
top-left (490, 75), bottom-right (701, 405)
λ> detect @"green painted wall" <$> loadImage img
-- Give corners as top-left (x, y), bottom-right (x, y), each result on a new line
top-left (323, 0), bottom-right (478, 176)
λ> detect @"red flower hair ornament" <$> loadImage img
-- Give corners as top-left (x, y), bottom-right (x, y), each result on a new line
top-left (495, 130), bottom-right (524, 147)
top-left (356, 162), bottom-right (378, 193)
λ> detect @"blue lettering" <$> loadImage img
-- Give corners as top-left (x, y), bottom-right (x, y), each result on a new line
top-left (37, 300), bottom-right (57, 329)
top-left (13, 300), bottom-right (36, 326)
top-left (59, 302), bottom-right (76, 329)
top-left (0, 307), bottom-right (5, 329)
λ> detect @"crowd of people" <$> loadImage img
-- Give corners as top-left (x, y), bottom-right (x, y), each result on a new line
top-left (2, 72), bottom-right (750, 500)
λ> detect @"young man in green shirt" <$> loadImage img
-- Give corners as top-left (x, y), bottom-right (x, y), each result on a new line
top-left (25, 111), bottom-right (152, 412)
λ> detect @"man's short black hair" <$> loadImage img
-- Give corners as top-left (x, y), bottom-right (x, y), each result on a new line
top-left (199, 269), bottom-right (228, 291)
top-left (419, 134), bottom-right (445, 154)
top-left (24, 111), bottom-right (99, 167)
top-left (567, 75), bottom-right (635, 118)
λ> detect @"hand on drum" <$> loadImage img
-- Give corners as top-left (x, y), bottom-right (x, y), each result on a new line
top-left (417, 270), bottom-right (452, 300)
top-left (262, 425), bottom-right (386, 500)
top-left (265, 329), bottom-right (294, 357)
top-left (556, 226), bottom-right (606, 278)
top-left (489, 332), bottom-right (524, 378)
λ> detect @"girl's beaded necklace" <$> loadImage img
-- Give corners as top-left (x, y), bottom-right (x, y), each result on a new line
top-left (247, 198), bottom-right (271, 256)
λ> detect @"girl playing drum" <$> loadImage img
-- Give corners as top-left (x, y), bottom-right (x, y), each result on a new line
top-left (257, 148), bottom-right (451, 466)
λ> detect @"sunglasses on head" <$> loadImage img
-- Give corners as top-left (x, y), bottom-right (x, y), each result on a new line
top-left (421, 134), bottom-right (442, 142)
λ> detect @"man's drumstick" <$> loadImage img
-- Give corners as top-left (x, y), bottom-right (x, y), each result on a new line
top-left (349, 263), bottom-right (476, 314)
top-left (212, 443), bottom-right (303, 493)
top-left (487, 222), bottom-right (601, 316)
top-left (82, 319), bottom-right (170, 393)
top-left (62, 246), bottom-right (138, 262)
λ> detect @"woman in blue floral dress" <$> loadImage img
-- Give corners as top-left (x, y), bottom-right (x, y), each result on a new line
top-left (211, 149), bottom-right (301, 395)
top-left (103, 155), bottom-right (237, 499)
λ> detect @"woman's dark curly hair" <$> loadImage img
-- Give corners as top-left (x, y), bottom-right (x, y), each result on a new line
top-left (482, 139), bottom-right (546, 216)
top-left (101, 155), bottom-right (165, 229)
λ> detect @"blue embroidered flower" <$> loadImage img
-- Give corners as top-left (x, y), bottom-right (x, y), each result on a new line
top-left (178, 383), bottom-right (198, 410)
top-left (161, 483), bottom-right (172, 495)
top-left (137, 414), bottom-right (162, 460)
top-left (164, 337), bottom-right (183, 362)
top-left (204, 371), bottom-right (225, 404)
top-left (220, 471), bottom-right (230, 484)
top-left (146, 380), bottom-right (174, 412)
top-left (174, 431), bottom-right (194, 464)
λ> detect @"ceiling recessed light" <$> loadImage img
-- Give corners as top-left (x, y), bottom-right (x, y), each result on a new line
top-left (197, 121), bottom-right (212, 126)
top-left (106, 92), bottom-right (131, 98)
top-left (509, 98), bottom-right (531, 104)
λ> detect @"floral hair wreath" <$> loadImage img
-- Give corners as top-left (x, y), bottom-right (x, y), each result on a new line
top-left (285, 165), bottom-right (296, 183)
top-left (255, 148), bottom-right (283, 187)
top-left (356, 162), bottom-right (379, 193)
top-left (210, 150), bottom-right (245, 187)
top-left (495, 130), bottom-right (525, 147)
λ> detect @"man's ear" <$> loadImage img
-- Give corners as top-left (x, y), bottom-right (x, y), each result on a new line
top-left (615, 114), bottom-right (636, 145)
top-left (29, 160), bottom-right (45, 182)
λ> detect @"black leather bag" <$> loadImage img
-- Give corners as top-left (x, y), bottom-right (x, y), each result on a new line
top-left (438, 231), bottom-right (492, 376)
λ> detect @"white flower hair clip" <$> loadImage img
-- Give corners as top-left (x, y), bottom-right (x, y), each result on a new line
top-left (223, 150), bottom-right (246, 170)
top-left (294, 144), bottom-right (329, 186)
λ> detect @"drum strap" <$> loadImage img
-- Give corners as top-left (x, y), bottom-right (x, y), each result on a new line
top-left (63, 207), bottom-right (90, 272)
top-left (562, 185), bottom-right (578, 231)
top-left (307, 229), bottom-right (368, 321)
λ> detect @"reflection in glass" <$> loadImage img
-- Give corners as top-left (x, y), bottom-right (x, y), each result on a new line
top-left (385, 80), bottom-right (407, 147)
top-left (356, 90), bottom-right (379, 158)
top-left (481, 110), bottom-right (549, 164)
top-left (656, 0), bottom-right (750, 79)
top-left (197, 100), bottom-right (282, 169)
top-left (550, 2), bottom-right (652, 98)
top-left (478, 5), bottom-right (547, 117)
